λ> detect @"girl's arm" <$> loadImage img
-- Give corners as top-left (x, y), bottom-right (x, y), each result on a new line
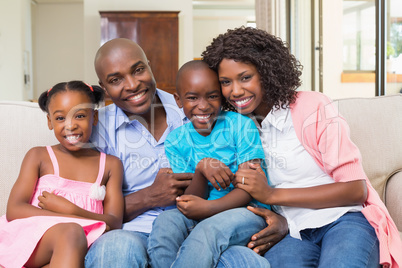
top-left (234, 163), bottom-right (367, 209)
top-left (38, 155), bottom-right (124, 230)
top-left (6, 147), bottom-right (75, 221)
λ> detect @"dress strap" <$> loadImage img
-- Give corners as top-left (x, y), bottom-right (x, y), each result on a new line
top-left (95, 152), bottom-right (106, 185)
top-left (46, 146), bottom-right (59, 176)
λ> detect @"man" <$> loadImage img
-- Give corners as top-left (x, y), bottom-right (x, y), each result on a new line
top-left (85, 38), bottom-right (287, 267)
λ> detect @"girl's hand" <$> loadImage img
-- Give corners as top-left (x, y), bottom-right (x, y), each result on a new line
top-left (196, 158), bottom-right (233, 190)
top-left (38, 191), bottom-right (77, 215)
top-left (176, 194), bottom-right (212, 220)
top-left (233, 162), bottom-right (273, 204)
top-left (246, 206), bottom-right (288, 255)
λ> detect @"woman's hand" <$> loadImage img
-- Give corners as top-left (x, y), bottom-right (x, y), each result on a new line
top-left (176, 194), bottom-right (213, 220)
top-left (233, 162), bottom-right (273, 204)
top-left (38, 191), bottom-right (77, 215)
top-left (196, 158), bottom-right (233, 190)
top-left (246, 206), bottom-right (288, 255)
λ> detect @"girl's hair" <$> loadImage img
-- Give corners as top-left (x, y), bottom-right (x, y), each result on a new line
top-left (38, 80), bottom-right (105, 113)
top-left (202, 26), bottom-right (303, 110)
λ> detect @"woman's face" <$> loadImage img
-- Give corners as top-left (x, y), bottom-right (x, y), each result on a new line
top-left (218, 59), bottom-right (271, 119)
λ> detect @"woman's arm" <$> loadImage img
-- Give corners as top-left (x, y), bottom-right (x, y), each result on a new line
top-left (234, 163), bottom-right (367, 209)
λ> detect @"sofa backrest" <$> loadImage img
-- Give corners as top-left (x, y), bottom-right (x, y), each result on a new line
top-left (0, 101), bottom-right (57, 215)
top-left (335, 94), bottom-right (402, 231)
top-left (0, 95), bottom-right (401, 229)
top-left (335, 94), bottom-right (402, 200)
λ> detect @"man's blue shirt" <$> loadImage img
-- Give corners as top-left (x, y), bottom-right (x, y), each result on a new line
top-left (90, 89), bottom-right (186, 233)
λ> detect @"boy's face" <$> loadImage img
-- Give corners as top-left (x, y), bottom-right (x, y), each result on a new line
top-left (174, 68), bottom-right (221, 136)
top-left (95, 40), bottom-right (157, 118)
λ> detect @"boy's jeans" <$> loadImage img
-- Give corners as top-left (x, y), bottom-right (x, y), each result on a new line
top-left (148, 207), bottom-right (269, 268)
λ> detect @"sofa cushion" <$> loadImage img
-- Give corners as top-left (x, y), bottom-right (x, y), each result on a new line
top-left (0, 101), bottom-right (57, 215)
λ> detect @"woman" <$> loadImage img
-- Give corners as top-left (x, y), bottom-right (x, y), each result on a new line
top-left (202, 26), bottom-right (402, 268)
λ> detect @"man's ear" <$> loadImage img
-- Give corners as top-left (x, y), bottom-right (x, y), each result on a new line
top-left (174, 93), bottom-right (183, 108)
top-left (47, 114), bottom-right (53, 130)
top-left (93, 110), bottom-right (99, 126)
top-left (99, 81), bottom-right (111, 100)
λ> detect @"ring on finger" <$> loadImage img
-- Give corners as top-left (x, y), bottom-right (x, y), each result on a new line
top-left (242, 177), bottom-right (245, 185)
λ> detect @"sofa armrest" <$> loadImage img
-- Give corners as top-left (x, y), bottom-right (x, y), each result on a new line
top-left (385, 170), bottom-right (402, 240)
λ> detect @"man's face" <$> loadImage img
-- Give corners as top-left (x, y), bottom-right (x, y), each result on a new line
top-left (95, 41), bottom-right (157, 118)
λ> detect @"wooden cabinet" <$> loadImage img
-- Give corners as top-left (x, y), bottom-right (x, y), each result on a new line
top-left (100, 11), bottom-right (179, 94)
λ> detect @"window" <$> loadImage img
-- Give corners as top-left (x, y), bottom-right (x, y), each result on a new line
top-left (342, 0), bottom-right (375, 71)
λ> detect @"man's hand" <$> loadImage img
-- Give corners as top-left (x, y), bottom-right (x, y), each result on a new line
top-left (176, 194), bottom-right (212, 220)
top-left (124, 168), bottom-right (192, 222)
top-left (196, 158), bottom-right (233, 190)
top-left (246, 206), bottom-right (288, 255)
top-left (148, 168), bottom-right (192, 207)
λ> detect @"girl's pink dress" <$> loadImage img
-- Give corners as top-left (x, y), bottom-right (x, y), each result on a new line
top-left (0, 146), bottom-right (107, 268)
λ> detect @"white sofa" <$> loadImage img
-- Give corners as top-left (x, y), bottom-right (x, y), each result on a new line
top-left (1, 95), bottom-right (401, 241)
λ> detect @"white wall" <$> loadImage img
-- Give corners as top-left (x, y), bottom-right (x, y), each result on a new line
top-left (193, 6), bottom-right (255, 59)
top-left (33, 3), bottom-right (85, 98)
top-left (0, 0), bottom-right (31, 101)
top-left (83, 0), bottom-right (193, 85)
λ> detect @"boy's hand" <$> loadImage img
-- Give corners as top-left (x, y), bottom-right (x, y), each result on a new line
top-left (176, 194), bottom-right (213, 220)
top-left (196, 158), bottom-right (233, 190)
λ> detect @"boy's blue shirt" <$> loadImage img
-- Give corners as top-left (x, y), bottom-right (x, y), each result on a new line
top-left (165, 111), bottom-right (270, 209)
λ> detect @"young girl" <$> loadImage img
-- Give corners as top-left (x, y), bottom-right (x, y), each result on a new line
top-left (202, 27), bottom-right (402, 267)
top-left (0, 81), bottom-right (124, 268)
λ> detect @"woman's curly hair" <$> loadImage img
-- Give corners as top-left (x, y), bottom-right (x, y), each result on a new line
top-left (202, 26), bottom-right (302, 111)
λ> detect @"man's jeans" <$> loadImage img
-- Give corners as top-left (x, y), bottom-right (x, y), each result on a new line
top-left (264, 212), bottom-right (380, 268)
top-left (147, 207), bottom-right (269, 268)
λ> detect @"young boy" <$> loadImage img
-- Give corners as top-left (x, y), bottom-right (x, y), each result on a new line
top-left (147, 60), bottom-right (271, 268)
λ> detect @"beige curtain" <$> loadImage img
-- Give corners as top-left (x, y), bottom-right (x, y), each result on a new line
top-left (255, 0), bottom-right (286, 38)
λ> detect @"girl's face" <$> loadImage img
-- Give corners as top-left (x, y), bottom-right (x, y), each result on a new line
top-left (47, 90), bottom-right (98, 152)
top-left (218, 59), bottom-right (271, 119)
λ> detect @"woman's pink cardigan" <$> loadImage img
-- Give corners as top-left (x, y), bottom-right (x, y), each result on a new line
top-left (289, 91), bottom-right (402, 268)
